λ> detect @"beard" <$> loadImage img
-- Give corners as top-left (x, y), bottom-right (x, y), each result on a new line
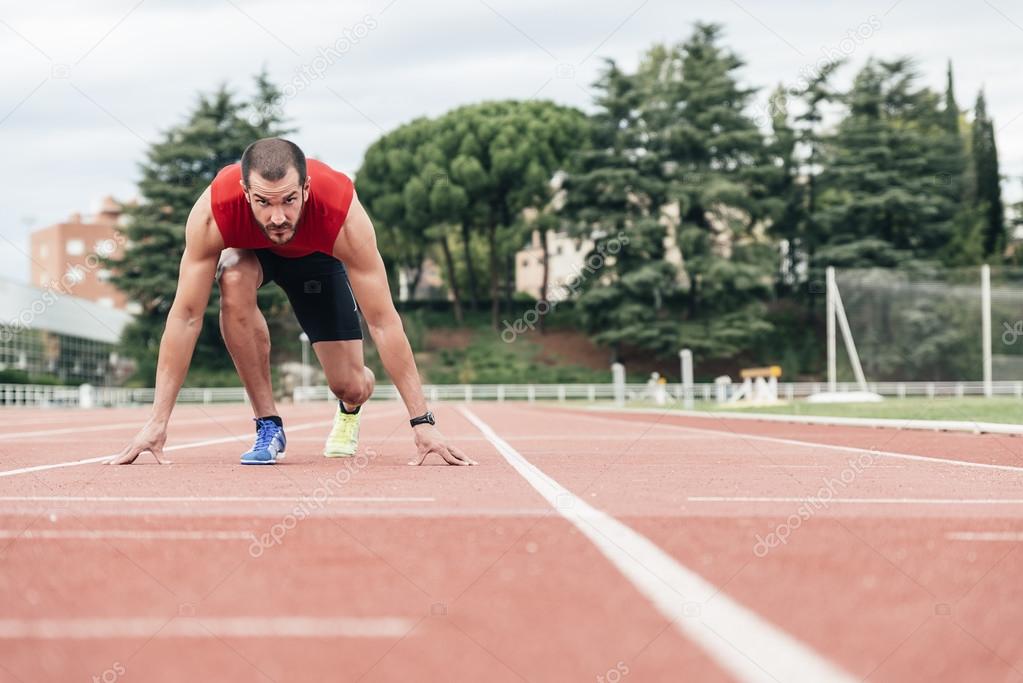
top-left (256, 197), bottom-right (304, 245)
top-left (260, 221), bottom-right (297, 245)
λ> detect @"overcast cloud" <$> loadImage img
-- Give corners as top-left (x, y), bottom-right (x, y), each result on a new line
top-left (3, 0), bottom-right (1022, 282)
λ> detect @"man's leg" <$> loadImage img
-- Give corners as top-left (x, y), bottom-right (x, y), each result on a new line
top-left (315, 340), bottom-right (374, 457)
top-left (217, 248), bottom-right (277, 417)
top-left (313, 340), bottom-right (375, 410)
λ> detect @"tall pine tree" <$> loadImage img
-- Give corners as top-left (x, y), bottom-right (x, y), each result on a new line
top-left (110, 73), bottom-right (293, 384)
top-left (971, 90), bottom-right (1006, 257)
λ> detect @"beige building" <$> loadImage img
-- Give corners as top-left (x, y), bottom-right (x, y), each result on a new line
top-left (515, 208), bottom-right (687, 300)
top-left (515, 230), bottom-right (595, 300)
top-left (30, 197), bottom-right (128, 309)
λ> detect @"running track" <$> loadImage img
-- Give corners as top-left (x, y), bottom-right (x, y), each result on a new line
top-left (1, 402), bottom-right (1022, 682)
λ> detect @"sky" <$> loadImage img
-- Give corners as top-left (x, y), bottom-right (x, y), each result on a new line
top-left (2, 0), bottom-right (1022, 283)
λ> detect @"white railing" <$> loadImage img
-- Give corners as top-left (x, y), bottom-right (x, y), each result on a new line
top-left (1, 380), bottom-right (1021, 408)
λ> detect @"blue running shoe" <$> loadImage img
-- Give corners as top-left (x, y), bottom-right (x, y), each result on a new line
top-left (241, 417), bottom-right (286, 465)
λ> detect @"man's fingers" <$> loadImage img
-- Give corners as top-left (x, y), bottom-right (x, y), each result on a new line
top-left (408, 450), bottom-right (429, 466)
top-left (448, 445), bottom-right (477, 466)
top-left (108, 442), bottom-right (170, 465)
top-left (441, 446), bottom-right (472, 466)
top-left (108, 445), bottom-right (140, 465)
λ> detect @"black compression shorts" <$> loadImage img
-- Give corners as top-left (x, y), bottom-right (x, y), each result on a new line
top-left (254, 250), bottom-right (363, 344)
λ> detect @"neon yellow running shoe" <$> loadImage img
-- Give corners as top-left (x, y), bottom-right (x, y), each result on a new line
top-left (324, 402), bottom-right (361, 457)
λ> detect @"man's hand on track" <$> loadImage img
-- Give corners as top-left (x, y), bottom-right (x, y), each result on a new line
top-left (109, 422), bottom-right (172, 465)
top-left (409, 425), bottom-right (476, 466)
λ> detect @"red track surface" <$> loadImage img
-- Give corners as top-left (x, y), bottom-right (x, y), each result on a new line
top-left (1, 402), bottom-right (1022, 682)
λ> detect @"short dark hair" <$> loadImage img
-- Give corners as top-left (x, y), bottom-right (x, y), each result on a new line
top-left (240, 138), bottom-right (307, 188)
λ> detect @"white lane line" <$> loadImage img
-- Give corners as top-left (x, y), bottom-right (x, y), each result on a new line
top-left (0, 507), bottom-right (551, 519)
top-left (689, 496), bottom-right (1023, 505)
top-left (459, 407), bottom-right (855, 683)
top-left (0, 616), bottom-right (414, 639)
top-left (554, 407), bottom-right (1023, 474)
top-left (0, 529), bottom-right (255, 540)
top-left (0, 415), bottom-right (236, 441)
top-left (0, 422), bottom-right (328, 478)
top-left (0, 496), bottom-right (434, 503)
top-left (945, 532), bottom-right (1023, 541)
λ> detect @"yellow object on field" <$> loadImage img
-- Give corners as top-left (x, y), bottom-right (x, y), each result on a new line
top-left (740, 365), bottom-right (782, 379)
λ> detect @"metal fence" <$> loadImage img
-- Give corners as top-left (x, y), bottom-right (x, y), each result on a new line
top-left (1, 380), bottom-right (1021, 408)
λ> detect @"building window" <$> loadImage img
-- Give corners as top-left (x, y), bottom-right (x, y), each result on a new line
top-left (66, 239), bottom-right (85, 256)
top-left (65, 265), bottom-right (86, 285)
top-left (97, 269), bottom-right (112, 282)
top-left (94, 239), bottom-right (115, 256)
top-left (39, 244), bottom-right (49, 258)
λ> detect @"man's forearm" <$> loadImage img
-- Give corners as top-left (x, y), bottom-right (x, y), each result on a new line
top-left (150, 312), bottom-right (204, 425)
top-left (368, 318), bottom-right (428, 418)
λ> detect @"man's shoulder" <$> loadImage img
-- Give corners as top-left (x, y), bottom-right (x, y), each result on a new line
top-left (308, 159), bottom-right (354, 213)
top-left (211, 163), bottom-right (245, 208)
top-left (186, 186), bottom-right (224, 254)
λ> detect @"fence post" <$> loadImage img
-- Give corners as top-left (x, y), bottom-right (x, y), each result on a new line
top-left (982, 264), bottom-right (993, 398)
top-left (611, 363), bottom-right (626, 408)
top-left (527, 385), bottom-right (535, 404)
top-left (679, 349), bottom-right (694, 410)
top-left (78, 384), bottom-right (95, 409)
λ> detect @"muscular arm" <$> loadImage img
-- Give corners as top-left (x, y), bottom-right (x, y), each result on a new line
top-left (151, 188), bottom-right (224, 422)
top-left (334, 194), bottom-right (474, 466)
top-left (110, 188), bottom-right (224, 464)
top-left (333, 194), bottom-right (427, 419)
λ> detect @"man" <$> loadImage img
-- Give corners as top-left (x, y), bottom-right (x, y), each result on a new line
top-left (111, 138), bottom-right (474, 467)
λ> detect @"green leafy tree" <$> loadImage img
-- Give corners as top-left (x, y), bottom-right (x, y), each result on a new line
top-left (357, 100), bottom-right (589, 329)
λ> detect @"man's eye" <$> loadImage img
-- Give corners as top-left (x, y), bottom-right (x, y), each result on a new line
top-left (286, 198), bottom-right (295, 204)
top-left (257, 200), bottom-right (268, 206)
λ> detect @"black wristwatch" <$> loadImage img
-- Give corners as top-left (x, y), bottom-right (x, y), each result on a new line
top-left (410, 411), bottom-right (435, 428)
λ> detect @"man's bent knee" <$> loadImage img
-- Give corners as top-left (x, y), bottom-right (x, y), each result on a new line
top-left (217, 252), bottom-right (261, 309)
top-left (328, 368), bottom-right (374, 405)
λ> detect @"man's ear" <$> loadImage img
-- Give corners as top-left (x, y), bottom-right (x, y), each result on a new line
top-left (238, 178), bottom-right (249, 199)
top-left (303, 175), bottom-right (312, 199)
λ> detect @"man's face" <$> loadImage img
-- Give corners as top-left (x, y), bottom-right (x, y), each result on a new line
top-left (241, 167), bottom-right (310, 245)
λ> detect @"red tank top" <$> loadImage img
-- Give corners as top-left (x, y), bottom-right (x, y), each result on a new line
top-left (210, 158), bottom-right (355, 257)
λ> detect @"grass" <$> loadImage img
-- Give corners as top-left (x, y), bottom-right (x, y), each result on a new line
top-left (590, 397), bottom-right (1023, 425)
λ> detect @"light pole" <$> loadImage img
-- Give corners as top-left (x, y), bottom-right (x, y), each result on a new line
top-left (299, 332), bottom-right (310, 389)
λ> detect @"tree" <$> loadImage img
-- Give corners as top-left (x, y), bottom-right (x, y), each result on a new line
top-left (561, 56), bottom-right (679, 360)
top-left (562, 25), bottom-right (776, 362)
top-left (357, 100), bottom-right (589, 329)
top-left (813, 59), bottom-right (960, 268)
top-left (109, 72), bottom-right (293, 384)
top-left (971, 90), bottom-right (1006, 257)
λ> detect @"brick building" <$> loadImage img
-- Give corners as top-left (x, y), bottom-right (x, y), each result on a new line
top-left (29, 196), bottom-right (128, 309)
